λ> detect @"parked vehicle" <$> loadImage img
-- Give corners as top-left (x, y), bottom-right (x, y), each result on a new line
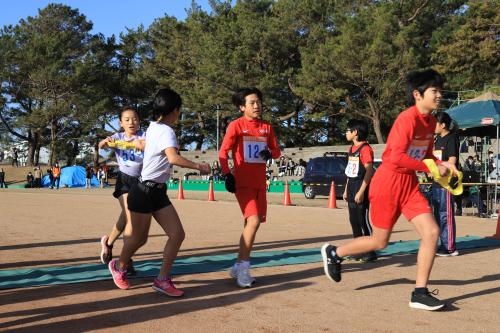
top-left (301, 153), bottom-right (348, 199)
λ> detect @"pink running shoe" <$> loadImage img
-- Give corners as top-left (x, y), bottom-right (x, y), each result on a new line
top-left (100, 235), bottom-right (113, 264)
top-left (108, 259), bottom-right (129, 290)
top-left (152, 277), bottom-right (184, 297)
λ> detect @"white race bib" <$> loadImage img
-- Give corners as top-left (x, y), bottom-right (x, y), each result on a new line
top-left (433, 149), bottom-right (443, 160)
top-left (243, 136), bottom-right (267, 163)
top-left (345, 156), bottom-right (360, 177)
top-left (407, 139), bottom-right (429, 161)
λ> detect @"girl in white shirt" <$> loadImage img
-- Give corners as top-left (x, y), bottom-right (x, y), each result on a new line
top-left (98, 107), bottom-right (145, 274)
top-left (108, 88), bottom-right (210, 297)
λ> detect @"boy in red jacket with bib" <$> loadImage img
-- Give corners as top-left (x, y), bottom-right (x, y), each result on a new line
top-left (219, 88), bottom-right (280, 288)
top-left (321, 69), bottom-right (458, 311)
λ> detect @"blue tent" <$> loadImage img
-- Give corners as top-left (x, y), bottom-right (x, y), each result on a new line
top-left (446, 92), bottom-right (500, 135)
top-left (42, 166), bottom-right (100, 188)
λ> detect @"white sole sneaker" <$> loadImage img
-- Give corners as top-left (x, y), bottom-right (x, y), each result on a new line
top-left (409, 301), bottom-right (445, 311)
top-left (236, 278), bottom-right (255, 288)
top-left (320, 243), bottom-right (336, 283)
top-left (236, 269), bottom-right (256, 288)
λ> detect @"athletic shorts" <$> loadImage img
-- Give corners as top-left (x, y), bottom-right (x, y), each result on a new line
top-left (127, 180), bottom-right (172, 214)
top-left (369, 166), bottom-right (432, 230)
top-left (235, 187), bottom-right (267, 222)
top-left (113, 171), bottom-right (139, 198)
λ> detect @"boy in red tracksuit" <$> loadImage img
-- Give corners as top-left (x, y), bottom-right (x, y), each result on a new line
top-left (321, 69), bottom-right (458, 311)
top-left (219, 87), bottom-right (280, 288)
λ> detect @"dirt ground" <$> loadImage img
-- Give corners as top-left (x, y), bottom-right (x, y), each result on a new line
top-left (0, 188), bottom-right (499, 333)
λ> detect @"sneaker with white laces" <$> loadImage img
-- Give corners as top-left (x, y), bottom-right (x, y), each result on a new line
top-left (436, 249), bottom-right (459, 257)
top-left (236, 267), bottom-right (256, 288)
top-left (100, 235), bottom-right (113, 264)
top-left (321, 243), bottom-right (343, 282)
top-left (152, 277), bottom-right (184, 297)
top-left (409, 289), bottom-right (445, 311)
top-left (108, 259), bottom-right (129, 290)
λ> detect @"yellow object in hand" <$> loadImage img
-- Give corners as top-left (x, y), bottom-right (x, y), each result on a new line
top-left (107, 140), bottom-right (137, 150)
top-left (423, 159), bottom-right (463, 195)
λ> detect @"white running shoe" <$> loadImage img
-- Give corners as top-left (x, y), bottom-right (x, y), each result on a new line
top-left (229, 264), bottom-right (239, 279)
top-left (236, 267), bottom-right (256, 288)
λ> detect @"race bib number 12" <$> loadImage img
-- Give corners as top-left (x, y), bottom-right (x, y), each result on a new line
top-left (243, 136), bottom-right (267, 163)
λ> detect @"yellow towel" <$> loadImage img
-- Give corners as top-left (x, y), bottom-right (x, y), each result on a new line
top-left (107, 140), bottom-right (137, 150)
top-left (423, 159), bottom-right (463, 195)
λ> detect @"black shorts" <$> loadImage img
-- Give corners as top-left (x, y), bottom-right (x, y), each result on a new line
top-left (127, 180), bottom-right (172, 214)
top-left (113, 172), bottom-right (139, 198)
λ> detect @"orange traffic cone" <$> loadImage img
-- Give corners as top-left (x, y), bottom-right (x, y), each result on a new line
top-left (492, 208), bottom-right (500, 240)
top-left (208, 180), bottom-right (215, 201)
top-left (177, 180), bottom-right (185, 200)
top-left (327, 181), bottom-right (337, 209)
top-left (283, 180), bottom-right (293, 206)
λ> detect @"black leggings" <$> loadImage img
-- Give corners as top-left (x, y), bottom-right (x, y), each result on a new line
top-left (348, 201), bottom-right (372, 238)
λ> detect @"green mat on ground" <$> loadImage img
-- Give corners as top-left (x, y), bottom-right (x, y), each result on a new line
top-left (1, 236), bottom-right (499, 290)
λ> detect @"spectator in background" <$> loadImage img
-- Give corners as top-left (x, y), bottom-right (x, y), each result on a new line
top-left (0, 150), bottom-right (4, 162)
top-left (464, 155), bottom-right (474, 172)
top-left (469, 185), bottom-right (487, 217)
top-left (11, 148), bottom-right (19, 167)
top-left (98, 167), bottom-right (105, 188)
top-left (51, 163), bottom-right (61, 189)
top-left (47, 167), bottom-right (54, 189)
top-left (431, 111), bottom-right (459, 257)
top-left (295, 158), bottom-right (307, 177)
top-left (33, 166), bottom-right (42, 188)
top-left (287, 158), bottom-right (295, 176)
top-left (85, 165), bottom-right (93, 189)
top-left (0, 168), bottom-right (6, 188)
top-left (26, 172), bottom-right (34, 188)
top-left (103, 164), bottom-right (109, 185)
top-left (278, 156), bottom-right (287, 177)
top-left (487, 151), bottom-right (496, 173)
top-left (212, 161), bottom-right (221, 181)
top-left (473, 155), bottom-right (482, 173)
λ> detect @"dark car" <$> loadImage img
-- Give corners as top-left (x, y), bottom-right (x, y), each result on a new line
top-left (301, 153), bottom-right (348, 199)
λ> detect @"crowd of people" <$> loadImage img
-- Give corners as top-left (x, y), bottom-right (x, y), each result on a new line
top-left (23, 164), bottom-right (61, 189)
top-left (20, 162), bottom-right (111, 189)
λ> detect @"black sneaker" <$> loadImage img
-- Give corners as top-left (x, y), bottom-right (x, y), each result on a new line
top-left (126, 259), bottom-right (137, 276)
top-left (360, 251), bottom-right (378, 263)
top-left (320, 244), bottom-right (343, 282)
top-left (409, 289), bottom-right (445, 311)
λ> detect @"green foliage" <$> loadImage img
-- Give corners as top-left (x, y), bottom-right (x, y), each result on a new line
top-left (433, 0), bottom-right (500, 91)
top-left (1, 0), bottom-right (497, 154)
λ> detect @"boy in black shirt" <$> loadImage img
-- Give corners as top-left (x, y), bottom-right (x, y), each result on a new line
top-left (432, 112), bottom-right (459, 256)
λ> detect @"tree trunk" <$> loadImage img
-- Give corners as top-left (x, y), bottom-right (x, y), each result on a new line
top-left (34, 146), bottom-right (40, 166)
top-left (50, 119), bottom-right (58, 165)
top-left (93, 140), bottom-right (100, 167)
top-left (372, 116), bottom-right (384, 144)
top-left (366, 95), bottom-right (385, 144)
top-left (195, 134), bottom-right (205, 150)
top-left (26, 130), bottom-right (35, 167)
top-left (70, 139), bottom-right (79, 165)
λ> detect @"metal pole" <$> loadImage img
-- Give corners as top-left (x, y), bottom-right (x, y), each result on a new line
top-left (216, 105), bottom-right (220, 152)
top-left (495, 125), bottom-right (499, 215)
